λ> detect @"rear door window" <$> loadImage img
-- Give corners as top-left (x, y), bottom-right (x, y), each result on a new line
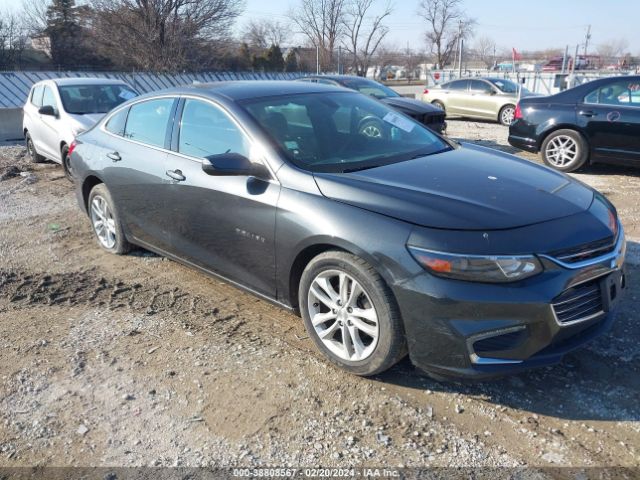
top-left (124, 98), bottom-right (175, 148)
top-left (105, 108), bottom-right (129, 137)
top-left (585, 80), bottom-right (640, 106)
top-left (447, 80), bottom-right (469, 91)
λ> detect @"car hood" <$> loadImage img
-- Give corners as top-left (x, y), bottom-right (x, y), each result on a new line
top-left (68, 113), bottom-right (106, 129)
top-left (313, 143), bottom-right (594, 230)
top-left (380, 96), bottom-right (443, 115)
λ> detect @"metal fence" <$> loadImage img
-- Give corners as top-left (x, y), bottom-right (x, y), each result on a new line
top-left (423, 70), bottom-right (632, 95)
top-left (0, 71), bottom-right (307, 109)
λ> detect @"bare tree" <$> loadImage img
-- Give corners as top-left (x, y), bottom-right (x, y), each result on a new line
top-left (21, 0), bottom-right (51, 35)
top-left (242, 18), bottom-right (292, 49)
top-left (343, 0), bottom-right (392, 76)
top-left (417, 0), bottom-right (474, 69)
top-left (0, 11), bottom-right (29, 68)
top-left (473, 35), bottom-right (495, 69)
top-left (597, 38), bottom-right (629, 65)
top-left (90, 0), bottom-right (243, 71)
top-left (290, 0), bottom-right (348, 71)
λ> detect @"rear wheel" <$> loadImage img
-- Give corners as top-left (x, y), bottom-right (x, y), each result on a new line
top-left (358, 118), bottom-right (384, 138)
top-left (540, 129), bottom-right (588, 172)
top-left (499, 104), bottom-right (516, 126)
top-left (299, 251), bottom-right (406, 376)
top-left (432, 100), bottom-right (446, 113)
top-left (88, 183), bottom-right (131, 254)
top-left (25, 132), bottom-right (45, 163)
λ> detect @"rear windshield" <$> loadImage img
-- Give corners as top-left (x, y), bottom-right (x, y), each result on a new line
top-left (58, 84), bottom-right (138, 114)
top-left (340, 78), bottom-right (400, 99)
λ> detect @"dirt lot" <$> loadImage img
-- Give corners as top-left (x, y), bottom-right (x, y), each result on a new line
top-left (0, 121), bottom-right (638, 469)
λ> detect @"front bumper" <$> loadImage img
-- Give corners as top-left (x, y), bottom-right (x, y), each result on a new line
top-left (393, 227), bottom-right (627, 380)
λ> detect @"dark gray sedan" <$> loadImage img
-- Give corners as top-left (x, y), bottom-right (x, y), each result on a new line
top-left (70, 81), bottom-right (626, 380)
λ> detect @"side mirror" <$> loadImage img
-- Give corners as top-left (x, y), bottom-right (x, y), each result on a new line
top-left (202, 153), bottom-right (270, 179)
top-left (38, 105), bottom-right (56, 116)
top-left (487, 89), bottom-right (497, 95)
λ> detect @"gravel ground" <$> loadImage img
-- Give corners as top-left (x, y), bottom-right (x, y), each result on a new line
top-left (0, 125), bottom-right (638, 470)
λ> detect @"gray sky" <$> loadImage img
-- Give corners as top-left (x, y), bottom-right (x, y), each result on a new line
top-left (3, 0), bottom-right (638, 55)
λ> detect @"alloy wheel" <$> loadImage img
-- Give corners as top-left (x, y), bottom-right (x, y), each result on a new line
top-left (545, 135), bottom-right (578, 167)
top-left (90, 195), bottom-right (117, 249)
top-left (307, 269), bottom-right (379, 362)
top-left (27, 138), bottom-right (36, 161)
top-left (501, 106), bottom-right (515, 125)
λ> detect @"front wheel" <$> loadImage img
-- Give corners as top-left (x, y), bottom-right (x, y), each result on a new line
top-left (62, 145), bottom-right (74, 182)
top-left (540, 129), bottom-right (588, 172)
top-left (299, 251), bottom-right (406, 376)
top-left (499, 104), bottom-right (516, 126)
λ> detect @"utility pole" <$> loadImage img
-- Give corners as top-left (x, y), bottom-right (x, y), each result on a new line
top-left (561, 45), bottom-right (569, 73)
top-left (457, 20), bottom-right (464, 77)
top-left (583, 24), bottom-right (591, 57)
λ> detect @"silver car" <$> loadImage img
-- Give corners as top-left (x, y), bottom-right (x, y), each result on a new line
top-left (422, 77), bottom-right (536, 126)
top-left (23, 78), bottom-right (137, 180)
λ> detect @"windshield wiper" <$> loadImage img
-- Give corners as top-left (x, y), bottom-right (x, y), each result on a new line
top-left (342, 164), bottom-right (380, 173)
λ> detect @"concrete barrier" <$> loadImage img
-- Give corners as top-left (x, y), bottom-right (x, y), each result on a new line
top-left (0, 108), bottom-right (24, 142)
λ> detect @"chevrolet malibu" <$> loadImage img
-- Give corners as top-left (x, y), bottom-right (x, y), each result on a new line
top-left (70, 81), bottom-right (626, 379)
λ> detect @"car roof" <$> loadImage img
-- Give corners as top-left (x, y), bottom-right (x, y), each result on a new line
top-left (306, 75), bottom-right (373, 82)
top-left (39, 77), bottom-right (130, 87)
top-left (167, 80), bottom-right (348, 101)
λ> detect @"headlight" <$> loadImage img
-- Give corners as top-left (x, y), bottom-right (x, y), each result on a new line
top-left (408, 246), bottom-right (544, 283)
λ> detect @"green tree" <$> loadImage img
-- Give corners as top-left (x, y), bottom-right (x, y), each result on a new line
top-left (46, 0), bottom-right (81, 67)
top-left (265, 44), bottom-right (285, 71)
top-left (284, 49), bottom-right (299, 72)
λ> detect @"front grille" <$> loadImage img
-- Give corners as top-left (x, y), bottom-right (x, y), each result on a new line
top-left (552, 278), bottom-right (604, 324)
top-left (549, 236), bottom-right (615, 264)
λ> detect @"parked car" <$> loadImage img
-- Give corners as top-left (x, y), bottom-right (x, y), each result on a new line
top-left (509, 75), bottom-right (640, 172)
top-left (299, 75), bottom-right (446, 133)
top-left (70, 81), bottom-right (626, 380)
top-left (23, 78), bottom-right (138, 180)
top-left (422, 77), bottom-right (537, 126)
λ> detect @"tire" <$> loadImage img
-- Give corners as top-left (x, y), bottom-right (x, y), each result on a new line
top-left (88, 183), bottom-right (131, 255)
top-left (61, 145), bottom-right (74, 182)
top-left (540, 129), bottom-right (588, 173)
top-left (432, 100), bottom-right (446, 113)
top-left (25, 131), bottom-right (45, 163)
top-left (499, 104), bottom-right (516, 126)
top-left (298, 251), bottom-right (407, 376)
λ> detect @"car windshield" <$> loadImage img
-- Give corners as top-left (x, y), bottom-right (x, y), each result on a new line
top-left (339, 78), bottom-right (400, 99)
top-left (241, 92), bottom-right (451, 173)
top-left (487, 79), bottom-right (521, 93)
top-left (58, 84), bottom-right (138, 114)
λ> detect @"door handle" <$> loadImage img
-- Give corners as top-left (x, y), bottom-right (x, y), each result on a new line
top-left (166, 169), bottom-right (186, 182)
top-left (579, 110), bottom-right (597, 117)
top-left (107, 151), bottom-right (121, 162)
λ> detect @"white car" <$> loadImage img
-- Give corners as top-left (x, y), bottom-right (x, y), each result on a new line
top-left (23, 78), bottom-right (138, 180)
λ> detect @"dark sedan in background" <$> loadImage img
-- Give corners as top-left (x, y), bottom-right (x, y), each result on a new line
top-left (299, 75), bottom-right (447, 134)
top-left (509, 75), bottom-right (640, 172)
top-left (70, 81), bottom-right (625, 380)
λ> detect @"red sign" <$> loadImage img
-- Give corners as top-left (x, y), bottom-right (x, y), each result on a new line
top-left (434, 72), bottom-right (441, 80)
